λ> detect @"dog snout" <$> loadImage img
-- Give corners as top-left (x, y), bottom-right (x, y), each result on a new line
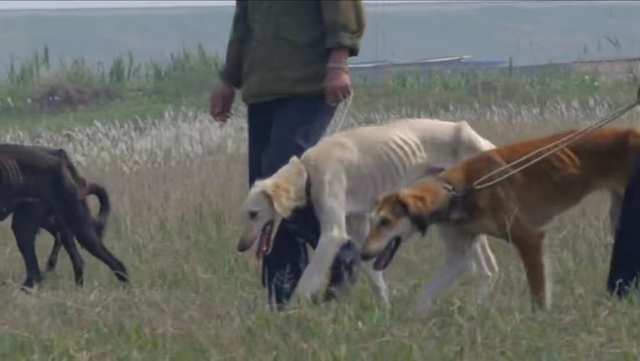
top-left (237, 238), bottom-right (252, 252)
top-left (237, 232), bottom-right (256, 252)
top-left (361, 237), bottom-right (384, 261)
top-left (237, 225), bottom-right (261, 252)
top-left (360, 247), bottom-right (377, 261)
top-left (361, 252), bottom-right (374, 261)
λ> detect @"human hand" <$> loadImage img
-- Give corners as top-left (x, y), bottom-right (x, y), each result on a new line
top-left (324, 66), bottom-right (352, 107)
top-left (209, 81), bottom-right (236, 123)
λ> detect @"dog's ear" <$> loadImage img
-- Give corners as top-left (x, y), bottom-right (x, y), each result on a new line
top-left (396, 190), bottom-right (430, 235)
top-left (262, 158), bottom-right (308, 219)
top-left (263, 180), bottom-right (294, 218)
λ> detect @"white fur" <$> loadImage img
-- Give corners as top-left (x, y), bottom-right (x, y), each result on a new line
top-left (239, 118), bottom-right (500, 307)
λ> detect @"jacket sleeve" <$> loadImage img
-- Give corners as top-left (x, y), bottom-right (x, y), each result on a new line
top-left (320, 0), bottom-right (366, 57)
top-left (219, 1), bottom-right (247, 88)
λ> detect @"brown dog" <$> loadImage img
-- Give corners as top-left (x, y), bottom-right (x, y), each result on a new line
top-left (361, 126), bottom-right (640, 315)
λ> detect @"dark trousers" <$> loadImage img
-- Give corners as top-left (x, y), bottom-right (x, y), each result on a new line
top-left (607, 153), bottom-right (640, 297)
top-left (247, 94), bottom-right (358, 307)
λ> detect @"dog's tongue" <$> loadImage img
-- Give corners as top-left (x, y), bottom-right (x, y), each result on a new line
top-left (373, 238), bottom-right (399, 271)
top-left (256, 221), bottom-right (274, 259)
top-left (373, 250), bottom-right (391, 271)
top-left (373, 238), bottom-right (396, 271)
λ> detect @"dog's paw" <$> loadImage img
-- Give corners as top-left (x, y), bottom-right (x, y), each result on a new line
top-left (295, 273), bottom-right (326, 302)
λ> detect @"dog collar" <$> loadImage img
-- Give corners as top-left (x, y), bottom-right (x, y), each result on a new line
top-left (438, 178), bottom-right (468, 196)
top-left (438, 178), bottom-right (471, 222)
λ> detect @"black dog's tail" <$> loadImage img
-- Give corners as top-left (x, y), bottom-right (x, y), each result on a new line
top-left (86, 183), bottom-right (110, 238)
top-left (50, 149), bottom-right (108, 237)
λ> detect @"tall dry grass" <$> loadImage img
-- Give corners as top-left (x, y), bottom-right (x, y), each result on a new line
top-left (0, 100), bottom-right (640, 359)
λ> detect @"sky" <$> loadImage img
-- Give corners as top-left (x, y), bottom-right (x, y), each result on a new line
top-left (0, 1), bottom-right (625, 11)
top-left (0, 1), bottom-right (232, 10)
top-left (0, 1), bottom-right (229, 10)
top-left (0, 1), bottom-right (451, 10)
top-left (0, 1), bottom-right (596, 11)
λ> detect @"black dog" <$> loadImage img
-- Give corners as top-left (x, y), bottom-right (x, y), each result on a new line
top-left (0, 144), bottom-right (126, 288)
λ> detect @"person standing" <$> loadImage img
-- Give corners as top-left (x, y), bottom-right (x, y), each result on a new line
top-left (210, 1), bottom-right (366, 307)
top-left (608, 164), bottom-right (640, 296)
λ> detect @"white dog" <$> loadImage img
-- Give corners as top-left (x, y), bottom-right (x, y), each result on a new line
top-left (237, 118), bottom-right (499, 307)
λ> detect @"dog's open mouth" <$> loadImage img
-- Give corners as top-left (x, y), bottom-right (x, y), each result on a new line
top-left (255, 220), bottom-right (274, 259)
top-left (373, 237), bottom-right (402, 271)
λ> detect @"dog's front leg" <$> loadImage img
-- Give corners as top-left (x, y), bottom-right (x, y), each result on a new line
top-left (295, 231), bottom-right (348, 302)
top-left (414, 227), bottom-right (475, 316)
top-left (346, 214), bottom-right (390, 307)
top-left (471, 235), bottom-right (499, 299)
top-left (295, 198), bottom-right (349, 302)
top-left (362, 261), bottom-right (390, 308)
top-left (294, 182), bottom-right (353, 303)
top-left (508, 220), bottom-right (549, 310)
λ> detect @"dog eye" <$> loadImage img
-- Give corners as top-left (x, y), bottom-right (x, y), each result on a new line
top-left (248, 211), bottom-right (258, 220)
top-left (378, 217), bottom-right (391, 227)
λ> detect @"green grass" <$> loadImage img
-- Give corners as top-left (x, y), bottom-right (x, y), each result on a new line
top-left (0, 44), bottom-right (220, 131)
top-left (1, 161), bottom-right (640, 360)
top-left (1, 43), bottom-right (640, 358)
top-left (1, 44), bottom-right (638, 135)
top-left (0, 74), bottom-right (640, 359)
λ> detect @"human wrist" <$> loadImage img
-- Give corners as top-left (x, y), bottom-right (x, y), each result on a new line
top-left (326, 62), bottom-right (350, 74)
top-left (328, 47), bottom-right (349, 65)
top-left (216, 78), bottom-right (234, 91)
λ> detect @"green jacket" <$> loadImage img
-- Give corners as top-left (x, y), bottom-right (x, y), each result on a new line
top-left (219, 0), bottom-right (366, 104)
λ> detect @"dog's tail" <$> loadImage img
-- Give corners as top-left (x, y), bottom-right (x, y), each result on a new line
top-left (457, 121), bottom-right (496, 157)
top-left (87, 183), bottom-right (111, 238)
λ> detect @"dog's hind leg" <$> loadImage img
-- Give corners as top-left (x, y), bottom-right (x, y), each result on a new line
top-left (50, 167), bottom-right (128, 284)
top-left (40, 212), bottom-right (63, 273)
top-left (41, 214), bottom-right (84, 284)
top-left (44, 236), bottom-right (63, 273)
top-left (414, 225), bottom-right (476, 316)
top-left (59, 227), bottom-right (85, 285)
top-left (71, 225), bottom-right (127, 283)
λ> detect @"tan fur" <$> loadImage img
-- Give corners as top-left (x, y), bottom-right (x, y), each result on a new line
top-left (237, 157), bottom-right (308, 253)
top-left (238, 118), bottom-right (500, 308)
top-left (261, 158), bottom-right (308, 219)
top-left (264, 180), bottom-right (297, 219)
top-left (363, 126), bottom-right (640, 314)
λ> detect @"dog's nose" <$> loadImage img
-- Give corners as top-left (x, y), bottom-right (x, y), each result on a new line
top-left (360, 250), bottom-right (375, 262)
top-left (237, 239), bottom-right (252, 252)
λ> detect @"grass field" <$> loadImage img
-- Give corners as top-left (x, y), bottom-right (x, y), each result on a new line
top-left (1, 73), bottom-right (640, 359)
top-left (2, 2), bottom-right (640, 359)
